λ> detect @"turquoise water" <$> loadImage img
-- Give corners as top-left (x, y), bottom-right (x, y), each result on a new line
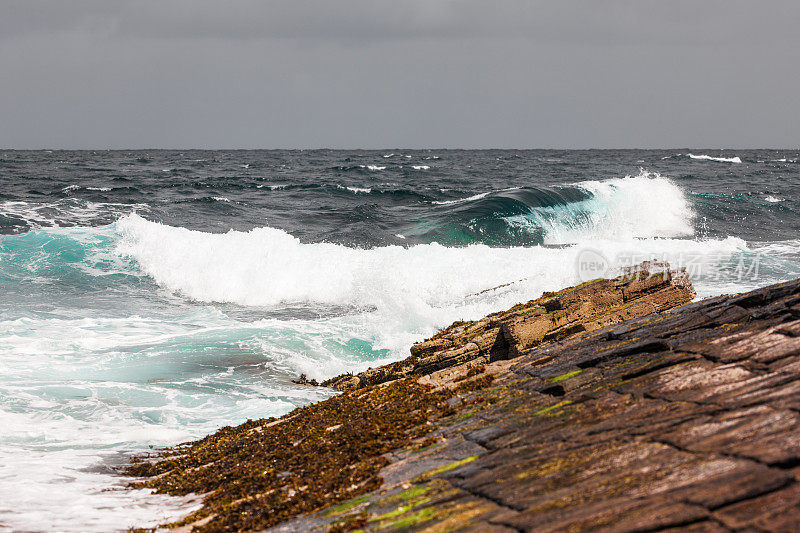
top-left (1, 149), bottom-right (799, 531)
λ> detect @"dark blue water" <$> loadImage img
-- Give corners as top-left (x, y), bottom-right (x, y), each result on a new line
top-left (1, 149), bottom-right (798, 531)
top-left (2, 149), bottom-right (798, 243)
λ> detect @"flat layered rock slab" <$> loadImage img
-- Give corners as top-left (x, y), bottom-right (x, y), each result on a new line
top-left (322, 262), bottom-right (696, 392)
top-left (126, 274), bottom-right (800, 532)
top-left (714, 484), bottom-right (800, 531)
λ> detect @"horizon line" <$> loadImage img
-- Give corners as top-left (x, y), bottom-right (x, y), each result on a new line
top-left (2, 147), bottom-right (798, 151)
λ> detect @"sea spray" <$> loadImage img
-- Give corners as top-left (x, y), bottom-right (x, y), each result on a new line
top-left (2, 149), bottom-right (800, 531)
top-left (419, 170), bottom-right (694, 245)
top-left (115, 213), bottom-right (749, 353)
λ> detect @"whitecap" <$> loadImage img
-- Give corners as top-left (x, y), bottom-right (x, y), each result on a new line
top-left (115, 213), bottom-right (749, 329)
top-left (688, 154), bottom-right (742, 163)
top-left (431, 192), bottom-right (490, 205)
top-left (506, 170), bottom-right (695, 244)
top-left (0, 200), bottom-right (149, 230)
top-left (412, 165), bottom-right (430, 170)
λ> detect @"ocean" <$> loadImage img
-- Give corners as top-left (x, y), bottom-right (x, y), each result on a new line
top-left (1, 149), bottom-right (799, 531)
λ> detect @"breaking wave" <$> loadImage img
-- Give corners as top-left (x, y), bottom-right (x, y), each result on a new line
top-left (688, 153), bottom-right (742, 163)
top-left (414, 170), bottom-right (694, 245)
top-left (112, 215), bottom-right (751, 346)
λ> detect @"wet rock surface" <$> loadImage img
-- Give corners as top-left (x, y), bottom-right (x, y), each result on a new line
top-left (127, 269), bottom-right (800, 532)
top-left (322, 262), bottom-right (695, 392)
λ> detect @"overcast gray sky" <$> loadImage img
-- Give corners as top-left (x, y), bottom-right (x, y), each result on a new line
top-left (1, 1), bottom-right (798, 149)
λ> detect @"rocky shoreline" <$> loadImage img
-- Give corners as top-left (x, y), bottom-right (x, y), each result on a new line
top-left (126, 265), bottom-right (800, 532)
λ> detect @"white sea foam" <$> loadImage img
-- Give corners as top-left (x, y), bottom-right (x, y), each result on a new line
top-left (431, 191), bottom-right (490, 205)
top-left (2, 167), bottom-right (785, 530)
top-left (751, 239), bottom-right (800, 258)
top-left (688, 153), bottom-right (742, 163)
top-left (0, 307), bottom-right (334, 531)
top-left (336, 185), bottom-right (372, 194)
top-left (359, 165), bottom-right (385, 171)
top-left (0, 200), bottom-right (148, 229)
top-left (0, 444), bottom-right (201, 532)
top-left (433, 170), bottom-right (688, 245)
top-left (212, 196), bottom-right (231, 202)
top-left (62, 185), bottom-right (113, 192)
top-left (115, 212), bottom-right (747, 353)
top-left (0, 197), bottom-right (770, 530)
top-left (765, 196), bottom-right (783, 203)
top-left (383, 153), bottom-right (394, 158)
top-left (412, 165), bottom-right (430, 170)
top-left (512, 170), bottom-right (696, 244)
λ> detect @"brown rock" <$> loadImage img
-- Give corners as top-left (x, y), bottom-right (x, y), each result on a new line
top-left (127, 272), bottom-right (800, 533)
top-left (322, 262), bottom-right (695, 391)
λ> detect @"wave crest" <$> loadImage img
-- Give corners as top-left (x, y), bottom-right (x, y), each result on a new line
top-left (416, 170), bottom-right (694, 245)
top-left (688, 153), bottom-right (742, 163)
top-left (113, 212), bottom-right (745, 352)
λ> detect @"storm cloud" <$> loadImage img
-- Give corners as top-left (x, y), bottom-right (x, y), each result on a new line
top-left (1, 1), bottom-right (798, 148)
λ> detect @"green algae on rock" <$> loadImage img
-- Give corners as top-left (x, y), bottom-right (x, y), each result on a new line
top-left (124, 265), bottom-right (800, 532)
top-left (322, 262), bottom-right (694, 392)
top-left (126, 378), bottom-right (455, 532)
top-left (290, 277), bottom-right (800, 532)
top-left (124, 263), bottom-right (701, 532)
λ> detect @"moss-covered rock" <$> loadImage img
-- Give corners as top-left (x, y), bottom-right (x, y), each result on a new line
top-left (126, 272), bottom-right (800, 532)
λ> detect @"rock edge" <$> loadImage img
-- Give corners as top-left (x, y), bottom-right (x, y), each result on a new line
top-left (128, 267), bottom-right (800, 532)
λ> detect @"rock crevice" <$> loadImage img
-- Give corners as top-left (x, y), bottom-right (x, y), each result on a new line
top-left (126, 268), bottom-right (800, 533)
top-left (323, 262), bottom-right (695, 391)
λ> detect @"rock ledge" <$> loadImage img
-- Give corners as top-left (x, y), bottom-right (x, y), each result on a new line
top-left (127, 267), bottom-right (800, 533)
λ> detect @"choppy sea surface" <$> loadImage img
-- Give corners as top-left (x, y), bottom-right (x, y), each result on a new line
top-left (1, 149), bottom-right (799, 531)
